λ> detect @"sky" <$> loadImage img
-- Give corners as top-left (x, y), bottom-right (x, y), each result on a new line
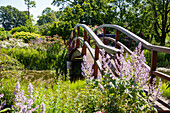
top-left (0, 0), bottom-right (60, 21)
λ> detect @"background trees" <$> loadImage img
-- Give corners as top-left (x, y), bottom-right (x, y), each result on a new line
top-left (51, 0), bottom-right (170, 46)
top-left (0, 5), bottom-right (28, 31)
top-left (24, 0), bottom-right (36, 19)
top-left (147, 0), bottom-right (170, 45)
top-left (0, 0), bottom-right (169, 45)
top-left (37, 7), bottom-right (58, 26)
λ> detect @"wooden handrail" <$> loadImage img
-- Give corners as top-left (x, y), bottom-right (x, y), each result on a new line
top-left (70, 36), bottom-right (103, 72)
top-left (94, 24), bottom-right (170, 54)
top-left (93, 24), bottom-right (170, 82)
top-left (69, 24), bottom-right (121, 54)
top-left (68, 24), bottom-right (170, 112)
top-left (68, 24), bottom-right (170, 82)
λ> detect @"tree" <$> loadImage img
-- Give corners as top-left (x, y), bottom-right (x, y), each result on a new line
top-left (25, 19), bottom-right (37, 33)
top-left (24, 0), bottom-right (36, 19)
top-left (0, 5), bottom-right (28, 31)
top-left (37, 7), bottom-right (58, 26)
top-left (147, 0), bottom-right (170, 46)
top-left (52, 0), bottom-right (112, 25)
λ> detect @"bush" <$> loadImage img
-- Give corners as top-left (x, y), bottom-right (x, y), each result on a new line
top-left (37, 23), bottom-right (53, 36)
top-left (161, 83), bottom-right (170, 98)
top-left (119, 34), bottom-right (138, 51)
top-left (12, 31), bottom-right (42, 43)
top-left (0, 52), bottom-right (24, 71)
top-left (144, 50), bottom-right (170, 68)
top-left (3, 48), bottom-right (48, 70)
top-left (10, 26), bottom-right (28, 34)
top-left (1, 38), bottom-right (29, 49)
top-left (2, 39), bottom-right (65, 70)
top-left (0, 31), bottom-right (12, 41)
top-left (49, 21), bottom-right (74, 42)
top-left (56, 48), bottom-right (68, 78)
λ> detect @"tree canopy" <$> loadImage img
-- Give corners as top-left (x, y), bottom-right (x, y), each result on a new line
top-left (0, 5), bottom-right (28, 31)
top-left (52, 0), bottom-right (170, 45)
top-left (24, 0), bottom-right (36, 19)
top-left (37, 7), bottom-right (58, 26)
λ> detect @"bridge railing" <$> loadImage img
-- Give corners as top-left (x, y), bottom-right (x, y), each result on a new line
top-left (68, 24), bottom-right (121, 77)
top-left (93, 24), bottom-right (170, 83)
top-left (68, 24), bottom-right (170, 83)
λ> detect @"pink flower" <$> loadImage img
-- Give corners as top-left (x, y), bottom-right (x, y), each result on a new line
top-left (126, 36), bottom-right (128, 38)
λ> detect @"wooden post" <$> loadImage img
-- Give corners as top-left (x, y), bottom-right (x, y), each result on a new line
top-left (72, 29), bottom-right (75, 48)
top-left (150, 50), bottom-right (157, 84)
top-left (103, 27), bottom-right (106, 45)
top-left (115, 29), bottom-right (120, 76)
top-left (93, 44), bottom-right (99, 77)
top-left (76, 26), bottom-right (80, 48)
top-left (115, 30), bottom-right (120, 49)
top-left (82, 30), bottom-right (87, 56)
top-left (103, 27), bottom-right (107, 57)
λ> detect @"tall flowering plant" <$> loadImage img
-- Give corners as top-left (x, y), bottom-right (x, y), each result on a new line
top-left (13, 82), bottom-right (45, 113)
top-left (81, 43), bottom-right (162, 112)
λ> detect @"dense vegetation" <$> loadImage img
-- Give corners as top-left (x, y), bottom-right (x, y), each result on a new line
top-left (0, 0), bottom-right (170, 112)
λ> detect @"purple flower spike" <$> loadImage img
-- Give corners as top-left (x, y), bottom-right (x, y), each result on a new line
top-left (40, 103), bottom-right (46, 113)
top-left (16, 81), bottom-right (20, 92)
top-left (81, 55), bottom-right (94, 80)
top-left (28, 83), bottom-right (33, 96)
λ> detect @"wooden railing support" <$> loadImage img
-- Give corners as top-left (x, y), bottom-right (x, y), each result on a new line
top-left (82, 30), bottom-right (87, 56)
top-left (93, 44), bottom-right (99, 77)
top-left (103, 27), bottom-right (106, 45)
top-left (103, 27), bottom-right (107, 57)
top-left (115, 30), bottom-right (120, 76)
top-left (115, 30), bottom-right (120, 49)
top-left (76, 26), bottom-right (80, 48)
top-left (72, 29), bottom-right (75, 48)
top-left (150, 50), bottom-right (157, 84)
top-left (68, 24), bottom-right (170, 83)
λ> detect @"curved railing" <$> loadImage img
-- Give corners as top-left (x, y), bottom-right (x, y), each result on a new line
top-left (68, 24), bottom-right (170, 82)
top-left (68, 24), bottom-right (121, 76)
top-left (94, 24), bottom-right (170, 82)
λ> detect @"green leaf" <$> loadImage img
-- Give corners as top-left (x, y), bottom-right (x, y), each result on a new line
top-left (0, 108), bottom-right (11, 113)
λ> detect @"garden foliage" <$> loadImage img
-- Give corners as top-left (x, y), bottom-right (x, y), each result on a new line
top-left (12, 31), bottom-right (43, 43)
top-left (81, 43), bottom-right (162, 112)
top-left (2, 38), bottom-right (62, 70)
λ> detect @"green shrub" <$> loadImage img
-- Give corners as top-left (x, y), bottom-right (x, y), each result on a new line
top-left (12, 31), bottom-right (42, 43)
top-left (0, 31), bottom-right (12, 41)
top-left (2, 39), bottom-right (65, 70)
top-left (144, 50), bottom-right (170, 68)
top-left (10, 26), bottom-right (28, 34)
top-left (56, 48), bottom-right (68, 78)
top-left (38, 23), bottom-right (53, 36)
top-left (3, 48), bottom-right (48, 70)
top-left (161, 83), bottom-right (170, 98)
top-left (0, 77), bottom-right (15, 109)
top-left (49, 21), bottom-right (75, 42)
top-left (0, 53), bottom-right (24, 71)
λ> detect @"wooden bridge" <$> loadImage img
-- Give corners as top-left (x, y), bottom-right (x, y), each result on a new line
top-left (67, 24), bottom-right (170, 112)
